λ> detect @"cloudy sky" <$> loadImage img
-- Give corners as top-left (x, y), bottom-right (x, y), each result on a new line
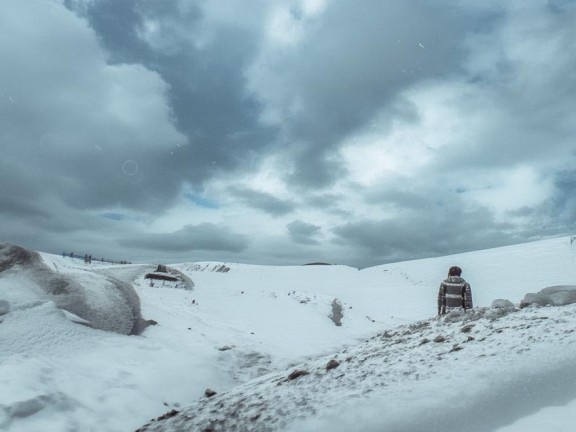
top-left (1, 0), bottom-right (575, 268)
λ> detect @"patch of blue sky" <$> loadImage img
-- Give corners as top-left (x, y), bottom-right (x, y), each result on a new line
top-left (185, 192), bottom-right (220, 209)
top-left (100, 212), bottom-right (127, 221)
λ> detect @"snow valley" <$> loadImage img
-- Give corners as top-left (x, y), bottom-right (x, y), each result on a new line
top-left (2, 237), bottom-right (576, 432)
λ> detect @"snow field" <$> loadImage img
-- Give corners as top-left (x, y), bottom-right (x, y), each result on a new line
top-left (1, 236), bottom-right (576, 431)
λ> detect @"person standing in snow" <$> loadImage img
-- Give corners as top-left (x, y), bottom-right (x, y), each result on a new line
top-left (437, 266), bottom-right (473, 315)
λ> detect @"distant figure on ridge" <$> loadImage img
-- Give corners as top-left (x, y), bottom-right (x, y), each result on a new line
top-left (437, 266), bottom-right (473, 315)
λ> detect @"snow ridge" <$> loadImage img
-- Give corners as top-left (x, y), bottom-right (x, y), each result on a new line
top-left (137, 304), bottom-right (576, 432)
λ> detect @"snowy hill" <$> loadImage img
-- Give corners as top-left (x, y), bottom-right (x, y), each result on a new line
top-left (1, 236), bottom-right (576, 431)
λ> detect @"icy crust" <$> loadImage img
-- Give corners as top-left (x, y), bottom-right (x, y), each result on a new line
top-left (0, 243), bottom-right (147, 335)
top-left (137, 304), bottom-right (576, 432)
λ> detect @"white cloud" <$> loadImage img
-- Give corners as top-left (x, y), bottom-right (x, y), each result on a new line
top-left (339, 81), bottom-right (473, 187)
top-left (466, 166), bottom-right (554, 216)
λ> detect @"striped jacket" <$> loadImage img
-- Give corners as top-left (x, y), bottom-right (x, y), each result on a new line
top-left (437, 276), bottom-right (473, 314)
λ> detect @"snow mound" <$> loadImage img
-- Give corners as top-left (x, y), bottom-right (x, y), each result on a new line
top-left (0, 243), bottom-right (147, 335)
top-left (520, 285), bottom-right (576, 308)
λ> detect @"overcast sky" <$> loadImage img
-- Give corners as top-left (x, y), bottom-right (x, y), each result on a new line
top-left (1, 0), bottom-right (575, 268)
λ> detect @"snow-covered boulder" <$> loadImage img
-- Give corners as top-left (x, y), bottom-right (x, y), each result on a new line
top-left (484, 299), bottom-right (517, 319)
top-left (520, 285), bottom-right (576, 308)
top-left (0, 243), bottom-right (148, 335)
top-left (491, 299), bottom-right (515, 310)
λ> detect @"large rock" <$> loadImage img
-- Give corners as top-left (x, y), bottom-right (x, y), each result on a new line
top-left (520, 285), bottom-right (576, 308)
top-left (0, 243), bottom-right (147, 335)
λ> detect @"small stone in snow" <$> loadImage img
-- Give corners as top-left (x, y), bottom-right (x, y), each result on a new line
top-left (326, 359), bottom-right (340, 370)
top-left (433, 335), bottom-right (446, 343)
top-left (287, 370), bottom-right (309, 380)
top-left (205, 388), bottom-right (217, 398)
top-left (218, 345), bottom-right (233, 351)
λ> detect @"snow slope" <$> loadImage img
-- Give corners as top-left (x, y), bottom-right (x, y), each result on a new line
top-left (138, 304), bottom-right (576, 432)
top-left (1, 236), bottom-right (576, 431)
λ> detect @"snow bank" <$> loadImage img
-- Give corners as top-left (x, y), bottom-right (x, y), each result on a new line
top-left (0, 243), bottom-right (147, 335)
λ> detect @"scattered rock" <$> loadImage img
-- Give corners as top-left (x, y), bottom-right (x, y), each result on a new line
top-left (205, 389), bottom-right (217, 398)
top-left (157, 409), bottom-right (180, 421)
top-left (409, 321), bottom-right (431, 331)
top-left (287, 370), bottom-right (309, 381)
top-left (419, 338), bottom-right (430, 345)
top-left (326, 359), bottom-right (340, 371)
top-left (218, 345), bottom-right (233, 351)
top-left (449, 344), bottom-right (463, 353)
top-left (461, 324), bottom-right (475, 333)
top-left (433, 335), bottom-right (446, 343)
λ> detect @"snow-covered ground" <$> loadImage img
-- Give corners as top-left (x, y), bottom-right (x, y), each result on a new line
top-left (1, 236), bottom-right (576, 431)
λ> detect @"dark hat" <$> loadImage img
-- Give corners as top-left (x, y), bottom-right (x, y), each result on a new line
top-left (448, 266), bottom-right (462, 276)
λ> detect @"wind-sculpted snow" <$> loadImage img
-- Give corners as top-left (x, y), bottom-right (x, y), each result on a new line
top-left (137, 304), bottom-right (576, 432)
top-left (0, 243), bottom-right (147, 335)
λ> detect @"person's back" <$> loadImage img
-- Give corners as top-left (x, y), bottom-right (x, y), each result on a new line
top-left (438, 266), bottom-right (473, 315)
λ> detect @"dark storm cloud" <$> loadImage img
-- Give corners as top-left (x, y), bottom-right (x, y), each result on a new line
top-left (120, 223), bottom-right (249, 253)
top-left (252, 0), bottom-right (480, 188)
top-left (230, 187), bottom-right (296, 217)
top-left (1, 0), bottom-right (575, 268)
top-left (427, 2), bottom-right (576, 172)
top-left (1, 0), bottom-right (189, 218)
top-left (545, 168), bottom-right (576, 230)
top-left (72, 0), bottom-right (277, 185)
top-left (287, 220), bottom-right (321, 245)
top-left (332, 206), bottom-right (516, 267)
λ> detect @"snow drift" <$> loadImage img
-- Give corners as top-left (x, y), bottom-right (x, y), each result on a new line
top-left (0, 243), bottom-right (147, 335)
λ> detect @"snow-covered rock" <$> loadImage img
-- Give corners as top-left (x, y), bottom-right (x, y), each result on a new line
top-left (520, 285), bottom-right (576, 308)
top-left (0, 243), bottom-right (147, 335)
